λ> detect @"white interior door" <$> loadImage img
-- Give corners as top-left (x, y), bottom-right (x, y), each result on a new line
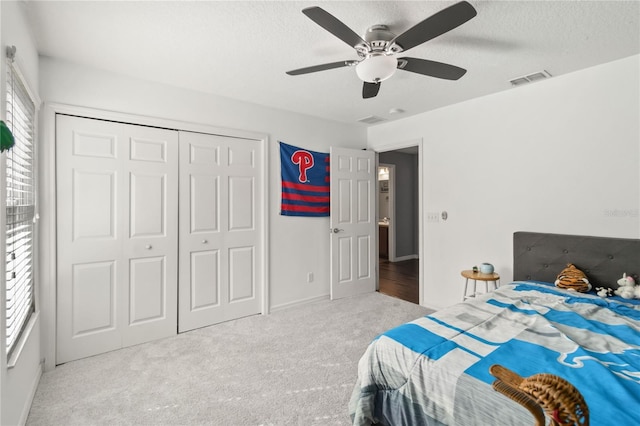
top-left (56, 115), bottom-right (178, 364)
top-left (178, 131), bottom-right (262, 332)
top-left (329, 147), bottom-right (376, 299)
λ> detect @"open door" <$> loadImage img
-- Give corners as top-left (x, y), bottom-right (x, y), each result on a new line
top-left (329, 147), bottom-right (376, 299)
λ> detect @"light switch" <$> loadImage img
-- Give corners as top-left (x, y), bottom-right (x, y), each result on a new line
top-left (427, 212), bottom-right (439, 223)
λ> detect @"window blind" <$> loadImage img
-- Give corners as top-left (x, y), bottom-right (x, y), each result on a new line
top-left (5, 56), bottom-right (36, 358)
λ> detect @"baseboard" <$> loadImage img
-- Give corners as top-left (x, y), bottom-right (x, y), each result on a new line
top-left (419, 302), bottom-right (441, 312)
top-left (18, 363), bottom-right (42, 426)
top-left (391, 254), bottom-right (419, 262)
top-left (269, 294), bottom-right (330, 313)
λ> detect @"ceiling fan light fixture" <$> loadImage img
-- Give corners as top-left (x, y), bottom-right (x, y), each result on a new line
top-left (289, 2), bottom-right (478, 98)
top-left (356, 54), bottom-right (398, 83)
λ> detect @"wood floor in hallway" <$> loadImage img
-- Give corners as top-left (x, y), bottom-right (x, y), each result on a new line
top-left (378, 258), bottom-right (419, 304)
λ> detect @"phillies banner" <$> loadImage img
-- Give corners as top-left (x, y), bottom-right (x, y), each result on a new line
top-left (279, 141), bottom-right (330, 217)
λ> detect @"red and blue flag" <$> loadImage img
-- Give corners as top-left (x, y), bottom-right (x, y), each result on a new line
top-left (280, 141), bottom-right (330, 217)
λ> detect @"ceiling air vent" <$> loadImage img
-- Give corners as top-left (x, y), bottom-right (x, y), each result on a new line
top-left (357, 115), bottom-right (386, 124)
top-left (509, 70), bottom-right (552, 86)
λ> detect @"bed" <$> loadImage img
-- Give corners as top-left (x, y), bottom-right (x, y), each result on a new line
top-left (349, 232), bottom-right (640, 425)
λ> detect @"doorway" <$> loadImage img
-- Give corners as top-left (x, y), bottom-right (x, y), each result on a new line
top-left (377, 148), bottom-right (420, 304)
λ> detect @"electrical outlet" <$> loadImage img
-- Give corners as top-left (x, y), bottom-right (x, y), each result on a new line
top-left (427, 212), bottom-right (439, 223)
top-left (307, 272), bottom-right (314, 283)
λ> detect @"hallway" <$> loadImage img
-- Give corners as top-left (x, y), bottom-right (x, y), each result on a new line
top-left (378, 259), bottom-right (419, 304)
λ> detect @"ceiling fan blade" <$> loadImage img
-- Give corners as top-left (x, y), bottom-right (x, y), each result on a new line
top-left (302, 7), bottom-right (367, 49)
top-left (392, 1), bottom-right (477, 52)
top-left (362, 82), bottom-right (381, 99)
top-left (286, 60), bottom-right (355, 76)
top-left (398, 57), bottom-right (467, 80)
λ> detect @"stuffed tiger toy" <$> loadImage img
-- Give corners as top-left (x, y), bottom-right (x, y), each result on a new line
top-left (555, 263), bottom-right (591, 292)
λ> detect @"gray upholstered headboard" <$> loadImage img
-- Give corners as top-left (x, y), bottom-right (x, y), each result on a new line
top-left (514, 232), bottom-right (640, 289)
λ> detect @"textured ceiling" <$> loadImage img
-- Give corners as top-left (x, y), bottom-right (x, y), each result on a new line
top-left (25, 1), bottom-right (640, 125)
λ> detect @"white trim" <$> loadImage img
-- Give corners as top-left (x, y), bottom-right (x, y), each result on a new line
top-left (41, 103), bottom-right (270, 370)
top-left (8, 57), bottom-right (42, 110)
top-left (261, 139), bottom-right (271, 316)
top-left (14, 359), bottom-right (42, 426)
top-left (269, 294), bottom-right (329, 313)
top-left (419, 302), bottom-right (440, 312)
top-left (372, 140), bottom-right (422, 154)
top-left (39, 105), bottom-right (57, 372)
top-left (417, 142), bottom-right (424, 309)
top-left (6, 312), bottom-right (39, 369)
top-left (1, 55), bottom-right (9, 388)
top-left (45, 103), bottom-right (264, 141)
top-left (375, 154), bottom-right (380, 292)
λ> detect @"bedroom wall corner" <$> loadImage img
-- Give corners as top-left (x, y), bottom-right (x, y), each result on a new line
top-left (367, 55), bottom-right (640, 310)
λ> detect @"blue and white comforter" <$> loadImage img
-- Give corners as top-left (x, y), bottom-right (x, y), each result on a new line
top-left (349, 282), bottom-right (640, 425)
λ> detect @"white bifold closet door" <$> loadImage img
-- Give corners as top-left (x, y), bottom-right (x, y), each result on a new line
top-left (178, 131), bottom-right (262, 333)
top-left (56, 115), bottom-right (179, 364)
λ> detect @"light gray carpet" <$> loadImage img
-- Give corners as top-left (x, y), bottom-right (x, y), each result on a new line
top-left (27, 292), bottom-right (432, 426)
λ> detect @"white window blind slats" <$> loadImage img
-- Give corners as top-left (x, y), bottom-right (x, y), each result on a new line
top-left (5, 58), bottom-right (36, 357)
top-left (7, 232), bottom-right (33, 264)
top-left (6, 266), bottom-right (32, 309)
top-left (7, 144), bottom-right (33, 161)
top-left (6, 206), bottom-right (35, 226)
top-left (6, 292), bottom-right (32, 345)
top-left (6, 232), bottom-right (32, 258)
top-left (4, 111), bottom-right (34, 130)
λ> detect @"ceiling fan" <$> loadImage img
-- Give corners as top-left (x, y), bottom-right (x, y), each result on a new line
top-left (286, 1), bottom-right (477, 99)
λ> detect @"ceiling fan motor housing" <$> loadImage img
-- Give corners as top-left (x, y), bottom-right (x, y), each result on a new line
top-left (362, 25), bottom-right (401, 54)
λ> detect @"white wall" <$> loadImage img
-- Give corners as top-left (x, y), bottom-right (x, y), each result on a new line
top-left (1, 2), bottom-right (42, 425)
top-left (368, 55), bottom-right (640, 310)
top-left (38, 57), bottom-right (367, 313)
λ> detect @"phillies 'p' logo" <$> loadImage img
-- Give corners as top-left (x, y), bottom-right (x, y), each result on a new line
top-left (291, 150), bottom-right (314, 182)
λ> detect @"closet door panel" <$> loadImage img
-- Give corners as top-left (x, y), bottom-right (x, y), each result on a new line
top-left (178, 132), bottom-right (225, 331)
top-left (57, 115), bottom-right (178, 364)
top-left (129, 256), bottom-right (166, 324)
top-left (129, 172), bottom-right (166, 238)
top-left (122, 123), bottom-right (178, 346)
top-left (190, 250), bottom-right (220, 310)
top-left (228, 246), bottom-right (254, 302)
top-left (228, 176), bottom-right (254, 231)
top-left (57, 116), bottom-right (126, 363)
top-left (178, 132), bottom-right (262, 332)
top-left (189, 174), bottom-right (219, 233)
top-left (72, 170), bottom-right (116, 241)
top-left (71, 261), bottom-right (116, 335)
top-left (223, 143), bottom-right (260, 319)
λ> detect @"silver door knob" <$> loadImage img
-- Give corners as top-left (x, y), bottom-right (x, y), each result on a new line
top-left (145, 244), bottom-right (152, 249)
top-left (332, 228), bottom-right (344, 233)
top-left (202, 239), bottom-right (208, 244)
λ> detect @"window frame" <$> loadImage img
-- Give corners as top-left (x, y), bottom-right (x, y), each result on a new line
top-left (4, 50), bottom-right (39, 365)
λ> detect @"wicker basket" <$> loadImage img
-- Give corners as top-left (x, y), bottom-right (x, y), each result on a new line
top-left (489, 364), bottom-right (589, 426)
